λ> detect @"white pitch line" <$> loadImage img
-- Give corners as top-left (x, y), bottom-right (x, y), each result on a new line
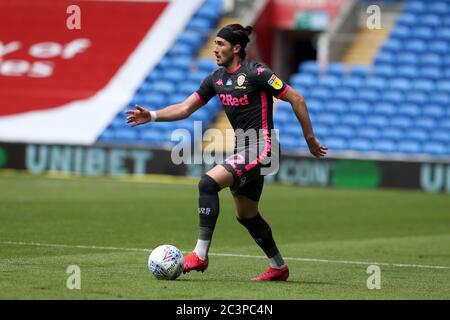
top-left (0, 240), bottom-right (449, 270)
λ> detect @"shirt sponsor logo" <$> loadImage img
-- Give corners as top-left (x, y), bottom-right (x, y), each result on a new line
top-left (268, 74), bottom-right (283, 90)
top-left (218, 93), bottom-right (249, 106)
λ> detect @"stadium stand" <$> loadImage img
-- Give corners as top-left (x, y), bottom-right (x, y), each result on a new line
top-left (275, 0), bottom-right (450, 157)
top-left (97, 0), bottom-right (224, 148)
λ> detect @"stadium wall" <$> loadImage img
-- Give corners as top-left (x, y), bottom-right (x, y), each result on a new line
top-left (1, 142), bottom-right (449, 194)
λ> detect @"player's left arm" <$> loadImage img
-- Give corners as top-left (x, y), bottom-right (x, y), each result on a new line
top-left (280, 87), bottom-right (327, 158)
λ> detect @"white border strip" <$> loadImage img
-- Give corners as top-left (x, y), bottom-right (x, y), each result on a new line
top-left (1, 240), bottom-right (448, 270)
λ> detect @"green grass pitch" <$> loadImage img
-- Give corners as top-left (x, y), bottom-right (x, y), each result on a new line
top-left (0, 172), bottom-right (449, 299)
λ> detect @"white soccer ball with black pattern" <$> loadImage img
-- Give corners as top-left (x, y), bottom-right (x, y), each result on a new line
top-left (148, 244), bottom-right (184, 280)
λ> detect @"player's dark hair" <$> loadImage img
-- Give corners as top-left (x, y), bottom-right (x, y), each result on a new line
top-left (217, 24), bottom-right (253, 58)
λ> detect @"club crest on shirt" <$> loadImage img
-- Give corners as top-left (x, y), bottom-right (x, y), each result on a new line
top-left (268, 74), bottom-right (283, 90)
top-left (235, 73), bottom-right (247, 89)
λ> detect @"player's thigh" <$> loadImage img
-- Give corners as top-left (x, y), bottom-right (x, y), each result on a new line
top-left (205, 164), bottom-right (234, 189)
top-left (233, 194), bottom-right (259, 219)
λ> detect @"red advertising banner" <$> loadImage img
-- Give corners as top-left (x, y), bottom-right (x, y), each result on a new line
top-left (0, 0), bottom-right (167, 116)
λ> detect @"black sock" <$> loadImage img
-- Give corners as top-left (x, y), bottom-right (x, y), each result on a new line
top-left (237, 213), bottom-right (282, 260)
top-left (197, 175), bottom-right (221, 241)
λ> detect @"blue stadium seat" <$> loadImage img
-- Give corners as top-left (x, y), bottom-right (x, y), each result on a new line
top-left (382, 128), bottom-right (403, 140)
top-left (381, 39), bottom-right (402, 53)
top-left (197, 58), bottom-right (217, 72)
top-left (341, 114), bottom-right (364, 127)
top-left (431, 129), bottom-right (450, 143)
top-left (349, 65), bottom-right (370, 78)
top-left (188, 71), bottom-right (211, 84)
top-left (341, 76), bottom-right (364, 89)
top-left (430, 93), bottom-right (450, 105)
top-left (398, 141), bottom-right (421, 154)
top-left (187, 17), bottom-right (215, 30)
top-left (398, 104), bottom-right (420, 117)
top-left (317, 76), bottom-right (340, 88)
top-left (406, 128), bottom-right (429, 142)
top-left (299, 60), bottom-right (320, 74)
top-left (396, 51), bottom-right (419, 65)
top-left (395, 13), bottom-right (417, 27)
top-left (290, 74), bottom-right (316, 88)
top-left (178, 82), bottom-right (199, 95)
top-left (390, 116), bottom-right (413, 128)
top-left (412, 79), bottom-right (435, 92)
top-left (162, 68), bottom-right (187, 82)
top-left (327, 63), bottom-right (347, 77)
top-left (396, 65), bottom-right (419, 79)
top-left (383, 90), bottom-right (405, 104)
top-left (365, 77), bottom-right (387, 90)
top-left (314, 124), bottom-right (331, 137)
top-left (357, 88), bottom-right (379, 103)
top-left (316, 113), bottom-right (339, 126)
top-left (373, 140), bottom-right (396, 153)
top-left (170, 56), bottom-right (194, 70)
top-left (436, 81), bottom-right (450, 93)
top-left (415, 117), bottom-right (437, 130)
top-left (349, 139), bottom-right (372, 152)
top-left (420, 67), bottom-right (442, 80)
top-left (405, 92), bottom-right (427, 105)
top-left (374, 52), bottom-right (395, 65)
top-left (144, 92), bottom-right (167, 107)
top-left (326, 101), bottom-right (347, 113)
top-left (324, 137), bottom-right (347, 150)
top-left (389, 78), bottom-right (411, 91)
top-left (177, 31), bottom-right (205, 52)
top-left (168, 42), bottom-right (196, 56)
top-left (333, 88), bottom-right (354, 101)
top-left (357, 127), bottom-right (379, 140)
top-left (421, 14), bottom-right (441, 28)
top-left (334, 125), bottom-right (355, 139)
top-left (390, 26), bottom-right (410, 40)
top-left (421, 53), bottom-right (442, 67)
top-left (309, 88), bottom-right (331, 100)
top-left (405, 40), bottom-right (427, 53)
top-left (150, 80), bottom-right (176, 94)
top-left (422, 104), bottom-right (445, 118)
top-left (403, 1), bottom-right (426, 14)
top-left (414, 27), bottom-right (433, 41)
top-left (428, 41), bottom-right (449, 54)
top-left (372, 64), bottom-right (395, 78)
top-left (114, 128), bottom-right (138, 142)
top-left (367, 115), bottom-right (389, 127)
top-left (423, 142), bottom-right (447, 155)
top-left (374, 103), bottom-right (396, 116)
top-left (349, 101), bottom-right (371, 114)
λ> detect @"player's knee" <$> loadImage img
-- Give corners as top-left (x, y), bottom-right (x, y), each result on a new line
top-left (198, 175), bottom-right (221, 195)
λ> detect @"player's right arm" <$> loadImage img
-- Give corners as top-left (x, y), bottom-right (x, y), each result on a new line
top-left (126, 93), bottom-right (203, 127)
top-left (126, 74), bottom-right (215, 127)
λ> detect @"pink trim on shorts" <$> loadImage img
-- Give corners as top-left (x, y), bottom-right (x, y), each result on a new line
top-left (244, 91), bottom-right (271, 172)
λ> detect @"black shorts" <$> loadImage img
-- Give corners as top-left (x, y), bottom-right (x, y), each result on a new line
top-left (220, 141), bottom-right (279, 202)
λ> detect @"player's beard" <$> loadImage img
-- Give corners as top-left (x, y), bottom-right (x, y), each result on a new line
top-left (217, 49), bottom-right (234, 67)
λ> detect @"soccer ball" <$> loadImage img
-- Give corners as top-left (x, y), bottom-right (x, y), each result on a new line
top-left (148, 244), bottom-right (184, 280)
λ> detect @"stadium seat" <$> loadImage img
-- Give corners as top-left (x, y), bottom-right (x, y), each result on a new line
top-left (324, 137), bottom-right (347, 150)
top-left (373, 139), bottom-right (396, 153)
top-left (398, 141), bottom-right (421, 154)
top-left (357, 127), bottom-right (379, 140)
top-left (349, 139), bottom-right (372, 152)
top-left (382, 128), bottom-right (403, 140)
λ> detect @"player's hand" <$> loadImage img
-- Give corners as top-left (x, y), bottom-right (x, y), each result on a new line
top-left (306, 136), bottom-right (327, 158)
top-left (126, 105), bottom-right (151, 127)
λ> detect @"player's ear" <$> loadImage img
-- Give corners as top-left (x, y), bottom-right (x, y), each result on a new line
top-left (233, 44), bottom-right (241, 55)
